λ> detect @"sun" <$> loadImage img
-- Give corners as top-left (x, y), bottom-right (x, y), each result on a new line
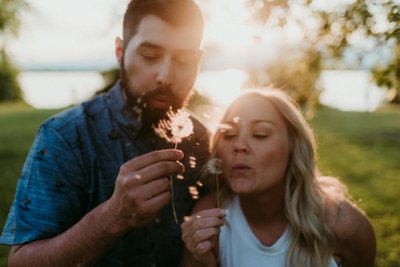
top-left (199, 0), bottom-right (255, 49)
top-left (194, 0), bottom-right (255, 108)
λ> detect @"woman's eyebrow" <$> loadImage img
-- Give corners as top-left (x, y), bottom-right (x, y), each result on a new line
top-left (250, 119), bottom-right (276, 126)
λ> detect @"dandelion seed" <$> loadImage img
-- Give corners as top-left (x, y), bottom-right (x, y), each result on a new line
top-left (189, 186), bottom-right (199, 200)
top-left (202, 113), bottom-right (210, 119)
top-left (218, 123), bottom-right (232, 133)
top-left (189, 156), bottom-right (197, 168)
top-left (232, 116), bottom-right (240, 123)
top-left (207, 158), bottom-right (223, 208)
top-left (189, 186), bottom-right (197, 192)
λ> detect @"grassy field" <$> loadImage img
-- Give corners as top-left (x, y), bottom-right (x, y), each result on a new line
top-left (0, 103), bottom-right (399, 266)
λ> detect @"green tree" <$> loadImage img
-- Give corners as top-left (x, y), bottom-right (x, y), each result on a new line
top-left (0, 0), bottom-right (29, 102)
top-left (246, 0), bottom-right (400, 104)
top-left (0, 49), bottom-right (22, 101)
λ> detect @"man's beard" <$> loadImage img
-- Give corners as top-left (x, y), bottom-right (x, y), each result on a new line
top-left (120, 65), bottom-right (188, 132)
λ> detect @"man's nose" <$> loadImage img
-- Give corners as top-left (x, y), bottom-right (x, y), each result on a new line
top-left (156, 58), bottom-right (173, 87)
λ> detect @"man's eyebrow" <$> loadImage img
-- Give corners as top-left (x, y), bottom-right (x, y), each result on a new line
top-left (137, 41), bottom-right (200, 55)
top-left (137, 41), bottom-right (162, 50)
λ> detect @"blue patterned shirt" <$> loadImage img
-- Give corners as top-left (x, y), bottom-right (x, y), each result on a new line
top-left (0, 82), bottom-right (210, 266)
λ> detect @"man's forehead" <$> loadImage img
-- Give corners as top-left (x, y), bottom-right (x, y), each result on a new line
top-left (131, 15), bottom-right (203, 52)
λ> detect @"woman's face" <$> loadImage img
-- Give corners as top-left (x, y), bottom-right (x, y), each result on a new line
top-left (216, 95), bottom-right (290, 196)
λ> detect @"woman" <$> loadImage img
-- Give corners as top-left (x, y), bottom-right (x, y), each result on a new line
top-left (181, 88), bottom-right (376, 267)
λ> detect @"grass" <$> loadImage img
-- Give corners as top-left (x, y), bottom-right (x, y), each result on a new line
top-left (310, 105), bottom-right (400, 267)
top-left (0, 103), bottom-right (399, 266)
top-left (0, 104), bottom-right (61, 266)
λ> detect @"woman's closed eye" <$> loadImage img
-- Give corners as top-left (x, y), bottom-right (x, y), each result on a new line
top-left (253, 133), bottom-right (269, 139)
top-left (221, 130), bottom-right (237, 139)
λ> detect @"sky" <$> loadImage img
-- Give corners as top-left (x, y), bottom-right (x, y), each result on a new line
top-left (6, 0), bottom-right (388, 111)
top-left (8, 0), bottom-right (128, 69)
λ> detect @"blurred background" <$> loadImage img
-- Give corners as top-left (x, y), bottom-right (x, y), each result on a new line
top-left (0, 0), bottom-right (399, 266)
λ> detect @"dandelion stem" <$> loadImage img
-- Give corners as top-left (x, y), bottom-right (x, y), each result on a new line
top-left (171, 142), bottom-right (179, 224)
top-left (170, 175), bottom-right (178, 224)
top-left (216, 174), bottom-right (221, 208)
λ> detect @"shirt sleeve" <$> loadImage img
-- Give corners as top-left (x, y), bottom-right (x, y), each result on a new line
top-left (0, 123), bottom-right (87, 245)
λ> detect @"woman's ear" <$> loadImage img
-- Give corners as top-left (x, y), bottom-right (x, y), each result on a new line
top-left (115, 37), bottom-right (124, 66)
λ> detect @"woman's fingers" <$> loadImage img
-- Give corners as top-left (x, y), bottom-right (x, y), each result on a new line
top-left (181, 209), bottom-right (226, 254)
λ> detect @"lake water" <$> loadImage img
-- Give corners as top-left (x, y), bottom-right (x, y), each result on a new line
top-left (17, 69), bottom-right (387, 111)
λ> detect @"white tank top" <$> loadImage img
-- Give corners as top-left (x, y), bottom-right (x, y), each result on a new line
top-left (219, 196), bottom-right (339, 267)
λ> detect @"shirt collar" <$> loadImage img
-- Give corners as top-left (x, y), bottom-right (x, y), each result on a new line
top-left (105, 81), bottom-right (142, 138)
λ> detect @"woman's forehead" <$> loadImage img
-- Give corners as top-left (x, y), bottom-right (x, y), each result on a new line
top-left (224, 95), bottom-right (281, 122)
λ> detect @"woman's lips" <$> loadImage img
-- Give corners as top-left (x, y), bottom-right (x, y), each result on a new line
top-left (232, 163), bottom-right (251, 174)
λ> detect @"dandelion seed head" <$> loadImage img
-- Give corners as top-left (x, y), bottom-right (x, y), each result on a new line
top-left (170, 109), bottom-right (193, 142)
top-left (153, 109), bottom-right (193, 144)
top-left (208, 158), bottom-right (223, 175)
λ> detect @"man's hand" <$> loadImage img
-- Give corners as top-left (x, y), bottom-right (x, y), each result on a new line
top-left (107, 149), bottom-right (185, 232)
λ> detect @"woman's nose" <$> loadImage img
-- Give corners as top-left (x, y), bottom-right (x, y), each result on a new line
top-left (233, 134), bottom-right (249, 153)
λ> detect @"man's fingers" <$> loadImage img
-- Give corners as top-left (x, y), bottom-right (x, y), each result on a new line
top-left (122, 149), bottom-right (184, 172)
top-left (136, 161), bottom-right (184, 183)
top-left (140, 178), bottom-right (170, 200)
top-left (142, 191), bottom-right (171, 215)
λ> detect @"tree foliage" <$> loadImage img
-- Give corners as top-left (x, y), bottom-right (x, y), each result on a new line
top-left (0, 49), bottom-right (22, 101)
top-left (246, 0), bottom-right (400, 104)
top-left (0, 0), bottom-right (28, 36)
top-left (0, 0), bottom-right (28, 102)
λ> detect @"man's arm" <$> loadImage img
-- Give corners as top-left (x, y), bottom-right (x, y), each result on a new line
top-left (8, 149), bottom-right (185, 267)
top-left (332, 200), bottom-right (376, 267)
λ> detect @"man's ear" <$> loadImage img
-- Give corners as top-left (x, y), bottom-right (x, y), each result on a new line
top-left (115, 37), bottom-right (124, 66)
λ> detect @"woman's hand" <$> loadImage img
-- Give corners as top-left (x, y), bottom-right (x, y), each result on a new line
top-left (181, 209), bottom-right (226, 267)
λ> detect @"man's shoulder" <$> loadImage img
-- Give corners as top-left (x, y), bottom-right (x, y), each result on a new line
top-left (187, 110), bottom-right (210, 136)
top-left (42, 93), bottom-right (108, 135)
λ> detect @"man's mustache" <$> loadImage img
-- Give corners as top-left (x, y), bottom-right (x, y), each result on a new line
top-left (141, 86), bottom-right (179, 109)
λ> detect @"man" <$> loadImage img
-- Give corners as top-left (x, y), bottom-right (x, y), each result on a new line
top-left (0, 0), bottom-right (209, 266)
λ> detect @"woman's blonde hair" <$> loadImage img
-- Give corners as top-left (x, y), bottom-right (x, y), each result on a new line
top-left (208, 88), bottom-right (338, 267)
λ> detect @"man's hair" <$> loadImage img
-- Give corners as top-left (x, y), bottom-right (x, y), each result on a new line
top-left (122, 0), bottom-right (204, 47)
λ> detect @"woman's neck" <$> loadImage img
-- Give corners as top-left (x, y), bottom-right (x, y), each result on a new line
top-left (239, 191), bottom-right (288, 246)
